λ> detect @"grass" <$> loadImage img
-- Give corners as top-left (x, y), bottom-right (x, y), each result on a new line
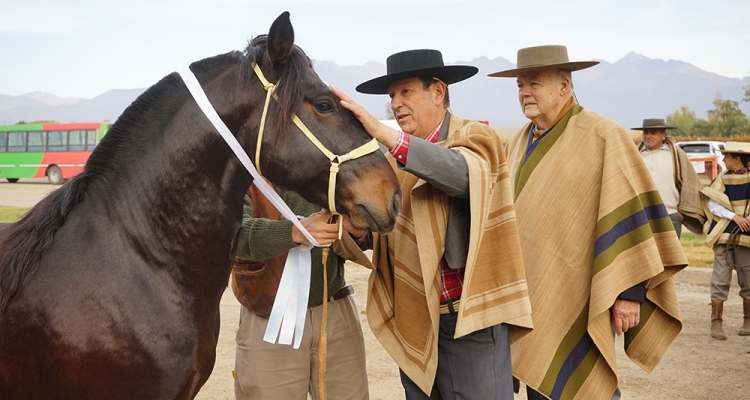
top-left (680, 231), bottom-right (714, 269)
top-left (0, 206), bottom-right (30, 223)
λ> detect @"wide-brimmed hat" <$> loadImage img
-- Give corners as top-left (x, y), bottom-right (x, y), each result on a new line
top-left (356, 49), bottom-right (478, 94)
top-left (488, 45), bottom-right (599, 78)
top-left (720, 142), bottom-right (750, 154)
top-left (631, 118), bottom-right (676, 130)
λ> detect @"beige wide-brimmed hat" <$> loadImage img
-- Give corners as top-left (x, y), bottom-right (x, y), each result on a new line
top-left (631, 118), bottom-right (676, 130)
top-left (488, 45), bottom-right (599, 77)
top-left (720, 142), bottom-right (750, 154)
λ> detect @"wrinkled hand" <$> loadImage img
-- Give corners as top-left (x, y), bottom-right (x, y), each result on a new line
top-left (732, 214), bottom-right (750, 232)
top-left (291, 210), bottom-right (339, 246)
top-left (611, 299), bottom-right (641, 336)
top-left (329, 85), bottom-right (400, 149)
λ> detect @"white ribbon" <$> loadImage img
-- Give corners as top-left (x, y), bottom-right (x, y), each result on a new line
top-left (179, 67), bottom-right (323, 348)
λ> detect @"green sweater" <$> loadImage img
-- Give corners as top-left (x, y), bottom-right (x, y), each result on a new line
top-left (235, 188), bottom-right (346, 307)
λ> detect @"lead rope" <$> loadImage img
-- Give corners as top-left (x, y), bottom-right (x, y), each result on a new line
top-left (318, 247), bottom-right (330, 400)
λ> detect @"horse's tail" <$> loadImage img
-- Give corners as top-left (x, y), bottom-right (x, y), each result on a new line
top-left (0, 176), bottom-right (90, 316)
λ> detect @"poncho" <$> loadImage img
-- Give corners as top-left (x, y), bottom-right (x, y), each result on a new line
top-left (368, 115), bottom-right (533, 394)
top-left (506, 106), bottom-right (686, 400)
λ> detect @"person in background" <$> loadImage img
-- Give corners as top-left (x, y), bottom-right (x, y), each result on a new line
top-left (699, 142), bottom-right (750, 341)
top-left (232, 183), bottom-right (372, 400)
top-left (330, 49), bottom-right (533, 400)
top-left (634, 118), bottom-right (705, 238)
top-left (489, 45), bottom-right (687, 400)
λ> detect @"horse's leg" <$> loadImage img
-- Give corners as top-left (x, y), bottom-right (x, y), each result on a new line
top-left (175, 308), bottom-right (221, 400)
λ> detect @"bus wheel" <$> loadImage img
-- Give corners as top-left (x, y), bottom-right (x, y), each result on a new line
top-left (47, 166), bottom-right (63, 185)
top-left (7, 178), bottom-right (19, 183)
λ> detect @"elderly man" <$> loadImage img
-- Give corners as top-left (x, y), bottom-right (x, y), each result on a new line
top-left (634, 118), bottom-right (705, 238)
top-left (331, 49), bottom-right (533, 400)
top-left (489, 45), bottom-right (687, 400)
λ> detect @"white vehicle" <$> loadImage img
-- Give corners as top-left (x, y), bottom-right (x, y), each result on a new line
top-left (675, 140), bottom-right (725, 185)
top-left (675, 141), bottom-right (726, 171)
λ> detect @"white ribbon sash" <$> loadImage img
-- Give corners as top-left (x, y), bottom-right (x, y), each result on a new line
top-left (179, 68), bottom-right (321, 348)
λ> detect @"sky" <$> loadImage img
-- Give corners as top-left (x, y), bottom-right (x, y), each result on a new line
top-left (1, 0), bottom-right (749, 99)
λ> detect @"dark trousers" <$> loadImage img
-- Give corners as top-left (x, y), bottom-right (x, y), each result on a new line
top-left (400, 312), bottom-right (512, 400)
top-left (670, 212), bottom-right (682, 239)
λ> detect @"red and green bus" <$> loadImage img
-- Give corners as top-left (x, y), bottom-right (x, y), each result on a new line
top-left (0, 122), bottom-right (111, 184)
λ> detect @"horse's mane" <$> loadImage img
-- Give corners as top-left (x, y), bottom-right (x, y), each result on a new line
top-left (0, 53), bottom-right (245, 315)
top-left (243, 34), bottom-right (312, 141)
top-left (0, 37), bottom-right (314, 315)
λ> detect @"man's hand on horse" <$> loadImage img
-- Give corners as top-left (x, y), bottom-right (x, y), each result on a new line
top-left (330, 85), bottom-right (399, 150)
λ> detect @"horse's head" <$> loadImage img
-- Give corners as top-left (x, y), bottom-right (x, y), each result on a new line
top-left (237, 12), bottom-right (401, 234)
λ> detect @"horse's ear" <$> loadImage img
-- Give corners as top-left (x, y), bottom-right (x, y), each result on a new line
top-left (267, 11), bottom-right (294, 66)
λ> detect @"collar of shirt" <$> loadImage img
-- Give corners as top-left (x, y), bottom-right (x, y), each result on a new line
top-left (426, 119), bottom-right (444, 144)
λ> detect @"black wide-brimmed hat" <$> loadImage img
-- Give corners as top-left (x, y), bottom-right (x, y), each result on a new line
top-left (356, 49), bottom-right (478, 94)
top-left (631, 118), bottom-right (676, 130)
top-left (488, 45), bottom-right (599, 78)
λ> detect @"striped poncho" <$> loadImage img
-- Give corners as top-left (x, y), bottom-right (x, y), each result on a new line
top-left (700, 170), bottom-right (750, 247)
top-left (368, 115), bottom-right (533, 394)
top-left (505, 106), bottom-right (686, 400)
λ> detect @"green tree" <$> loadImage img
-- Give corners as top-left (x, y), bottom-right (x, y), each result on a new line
top-left (667, 106), bottom-right (697, 136)
top-left (743, 83), bottom-right (750, 103)
top-left (692, 119), bottom-right (713, 137)
top-left (708, 93), bottom-right (748, 136)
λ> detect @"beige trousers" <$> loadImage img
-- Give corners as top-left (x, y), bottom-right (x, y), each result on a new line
top-left (711, 244), bottom-right (750, 301)
top-left (234, 295), bottom-right (369, 400)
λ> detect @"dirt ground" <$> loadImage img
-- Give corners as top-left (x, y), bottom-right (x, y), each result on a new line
top-left (2, 181), bottom-right (749, 400)
top-left (193, 264), bottom-right (750, 400)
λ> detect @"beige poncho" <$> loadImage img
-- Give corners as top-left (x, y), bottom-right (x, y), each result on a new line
top-left (506, 106), bottom-right (686, 399)
top-left (368, 115), bottom-right (533, 394)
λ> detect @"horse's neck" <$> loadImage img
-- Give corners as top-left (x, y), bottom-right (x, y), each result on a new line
top-left (88, 124), bottom-right (252, 278)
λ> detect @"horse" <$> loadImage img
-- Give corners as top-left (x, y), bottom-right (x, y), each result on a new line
top-left (0, 12), bottom-right (401, 400)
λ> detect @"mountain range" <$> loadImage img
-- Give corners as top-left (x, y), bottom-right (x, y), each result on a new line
top-left (1, 52), bottom-right (748, 130)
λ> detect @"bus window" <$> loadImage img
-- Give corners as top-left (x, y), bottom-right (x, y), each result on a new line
top-left (28, 131), bottom-right (47, 152)
top-left (69, 130), bottom-right (86, 151)
top-left (48, 131), bottom-right (68, 151)
top-left (0, 132), bottom-right (6, 152)
top-left (86, 130), bottom-right (97, 151)
top-left (8, 132), bottom-right (26, 152)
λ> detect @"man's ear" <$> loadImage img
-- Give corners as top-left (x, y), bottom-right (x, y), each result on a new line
top-left (560, 74), bottom-right (572, 96)
top-left (433, 81), bottom-right (446, 106)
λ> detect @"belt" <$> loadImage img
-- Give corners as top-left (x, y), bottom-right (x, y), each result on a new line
top-left (328, 284), bottom-right (354, 303)
top-left (439, 298), bottom-right (460, 314)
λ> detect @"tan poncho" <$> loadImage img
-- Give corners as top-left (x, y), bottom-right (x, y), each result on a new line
top-left (368, 115), bottom-right (533, 394)
top-left (506, 107), bottom-right (686, 400)
top-left (700, 171), bottom-right (750, 248)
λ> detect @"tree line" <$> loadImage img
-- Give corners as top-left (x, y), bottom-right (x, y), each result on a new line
top-left (667, 84), bottom-right (750, 141)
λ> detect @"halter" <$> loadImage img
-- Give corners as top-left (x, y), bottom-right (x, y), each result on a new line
top-left (251, 63), bottom-right (379, 216)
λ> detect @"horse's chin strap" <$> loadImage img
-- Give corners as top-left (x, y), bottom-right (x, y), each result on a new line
top-left (251, 63), bottom-right (380, 220)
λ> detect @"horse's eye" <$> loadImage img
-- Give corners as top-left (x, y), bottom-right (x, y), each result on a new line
top-left (316, 101), bottom-right (334, 113)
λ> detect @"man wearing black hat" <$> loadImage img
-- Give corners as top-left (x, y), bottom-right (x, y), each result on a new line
top-left (331, 49), bottom-right (533, 400)
top-left (634, 118), bottom-right (705, 238)
top-left (489, 45), bottom-right (687, 400)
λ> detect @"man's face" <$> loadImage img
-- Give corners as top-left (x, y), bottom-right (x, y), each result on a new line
top-left (642, 129), bottom-right (667, 151)
top-left (387, 77), bottom-right (444, 138)
top-left (516, 70), bottom-right (563, 124)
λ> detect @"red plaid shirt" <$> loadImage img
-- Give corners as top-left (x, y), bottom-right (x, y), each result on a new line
top-left (390, 122), bottom-right (464, 303)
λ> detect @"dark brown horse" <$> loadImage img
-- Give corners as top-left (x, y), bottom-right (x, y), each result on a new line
top-left (0, 12), bottom-right (400, 400)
